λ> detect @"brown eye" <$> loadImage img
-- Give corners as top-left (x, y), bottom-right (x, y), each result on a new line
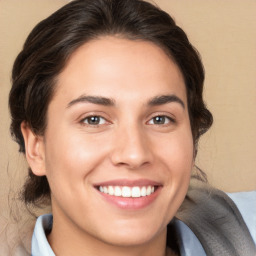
top-left (148, 115), bottom-right (174, 125)
top-left (82, 116), bottom-right (107, 125)
top-left (153, 116), bottom-right (166, 124)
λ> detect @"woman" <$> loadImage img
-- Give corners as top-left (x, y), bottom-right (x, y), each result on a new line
top-left (8, 0), bottom-right (256, 255)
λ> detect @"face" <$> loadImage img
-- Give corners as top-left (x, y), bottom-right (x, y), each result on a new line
top-left (26, 37), bottom-right (194, 249)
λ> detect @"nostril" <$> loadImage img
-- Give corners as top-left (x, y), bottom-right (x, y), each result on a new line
top-left (110, 132), bottom-right (153, 169)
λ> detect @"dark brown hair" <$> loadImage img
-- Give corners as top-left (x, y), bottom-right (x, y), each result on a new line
top-left (9, 0), bottom-right (213, 206)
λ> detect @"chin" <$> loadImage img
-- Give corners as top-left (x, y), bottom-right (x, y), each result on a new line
top-left (96, 219), bottom-right (166, 247)
top-left (102, 232), bottom-right (160, 247)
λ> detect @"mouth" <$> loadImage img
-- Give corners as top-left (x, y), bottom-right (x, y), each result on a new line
top-left (94, 180), bottom-right (162, 209)
top-left (97, 185), bottom-right (158, 198)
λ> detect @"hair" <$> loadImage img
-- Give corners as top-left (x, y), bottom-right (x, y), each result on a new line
top-left (9, 0), bottom-right (213, 206)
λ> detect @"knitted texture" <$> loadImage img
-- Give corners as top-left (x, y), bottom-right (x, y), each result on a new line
top-left (177, 179), bottom-right (256, 256)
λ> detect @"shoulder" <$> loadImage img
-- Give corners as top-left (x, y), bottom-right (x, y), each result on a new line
top-left (174, 190), bottom-right (256, 256)
top-left (227, 191), bottom-right (256, 244)
top-left (31, 214), bottom-right (55, 256)
top-left (176, 180), bottom-right (256, 255)
top-left (173, 219), bottom-right (206, 256)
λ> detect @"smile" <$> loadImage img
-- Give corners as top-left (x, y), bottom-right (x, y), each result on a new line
top-left (94, 179), bottom-right (161, 209)
top-left (98, 185), bottom-right (155, 198)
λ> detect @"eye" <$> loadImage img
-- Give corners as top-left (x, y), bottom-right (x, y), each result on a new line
top-left (81, 116), bottom-right (107, 126)
top-left (148, 115), bottom-right (174, 125)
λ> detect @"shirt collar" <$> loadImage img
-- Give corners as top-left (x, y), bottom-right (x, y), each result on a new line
top-left (31, 214), bottom-right (206, 256)
top-left (31, 214), bottom-right (55, 256)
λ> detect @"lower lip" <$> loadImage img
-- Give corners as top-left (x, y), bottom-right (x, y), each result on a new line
top-left (96, 187), bottom-right (161, 210)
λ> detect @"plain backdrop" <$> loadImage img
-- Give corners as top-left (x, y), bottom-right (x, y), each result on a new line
top-left (0, 1), bottom-right (255, 250)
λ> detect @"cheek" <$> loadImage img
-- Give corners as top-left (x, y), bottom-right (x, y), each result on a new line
top-left (156, 126), bottom-right (194, 198)
top-left (43, 128), bottom-right (109, 189)
top-left (158, 129), bottom-right (194, 173)
top-left (149, 128), bottom-right (193, 226)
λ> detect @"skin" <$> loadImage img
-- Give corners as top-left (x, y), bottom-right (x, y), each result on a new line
top-left (21, 37), bottom-right (194, 256)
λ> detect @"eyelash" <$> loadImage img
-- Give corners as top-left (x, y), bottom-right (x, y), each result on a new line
top-left (147, 115), bottom-right (175, 126)
top-left (80, 115), bottom-right (109, 126)
top-left (80, 114), bottom-right (175, 127)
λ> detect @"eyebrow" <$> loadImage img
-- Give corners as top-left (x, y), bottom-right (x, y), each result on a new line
top-left (148, 95), bottom-right (185, 109)
top-left (67, 94), bottom-right (185, 109)
top-left (67, 95), bottom-right (115, 108)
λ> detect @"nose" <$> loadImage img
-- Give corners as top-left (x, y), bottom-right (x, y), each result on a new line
top-left (110, 124), bottom-right (153, 169)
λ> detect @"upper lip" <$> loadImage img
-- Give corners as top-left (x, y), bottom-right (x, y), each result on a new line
top-left (93, 179), bottom-right (162, 187)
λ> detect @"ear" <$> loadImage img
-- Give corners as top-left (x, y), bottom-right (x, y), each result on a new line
top-left (21, 121), bottom-right (46, 176)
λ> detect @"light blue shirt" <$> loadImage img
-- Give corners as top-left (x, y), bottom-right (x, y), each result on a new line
top-left (31, 191), bottom-right (256, 256)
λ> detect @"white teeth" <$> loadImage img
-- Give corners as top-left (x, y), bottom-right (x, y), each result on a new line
top-left (131, 186), bottom-right (140, 198)
top-left (122, 186), bottom-right (131, 197)
top-left (103, 186), bottom-right (108, 194)
top-left (114, 186), bottom-right (122, 196)
top-left (146, 186), bottom-right (152, 196)
top-left (141, 186), bottom-right (147, 197)
top-left (108, 186), bottom-right (114, 195)
top-left (98, 185), bottom-right (156, 198)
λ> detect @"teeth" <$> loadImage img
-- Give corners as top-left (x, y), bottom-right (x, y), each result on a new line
top-left (131, 187), bottom-right (140, 197)
top-left (146, 186), bottom-right (152, 196)
top-left (122, 186), bottom-right (131, 197)
top-left (103, 186), bottom-right (108, 194)
top-left (108, 186), bottom-right (114, 195)
top-left (98, 185), bottom-right (156, 198)
top-left (114, 186), bottom-right (122, 196)
top-left (141, 186), bottom-right (147, 197)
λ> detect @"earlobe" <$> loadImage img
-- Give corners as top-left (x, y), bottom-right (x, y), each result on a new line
top-left (21, 121), bottom-right (46, 176)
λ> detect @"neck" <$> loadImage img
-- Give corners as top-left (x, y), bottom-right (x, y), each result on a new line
top-left (48, 212), bottom-right (172, 256)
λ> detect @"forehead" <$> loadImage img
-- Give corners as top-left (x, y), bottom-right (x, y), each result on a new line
top-left (54, 36), bottom-right (187, 106)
